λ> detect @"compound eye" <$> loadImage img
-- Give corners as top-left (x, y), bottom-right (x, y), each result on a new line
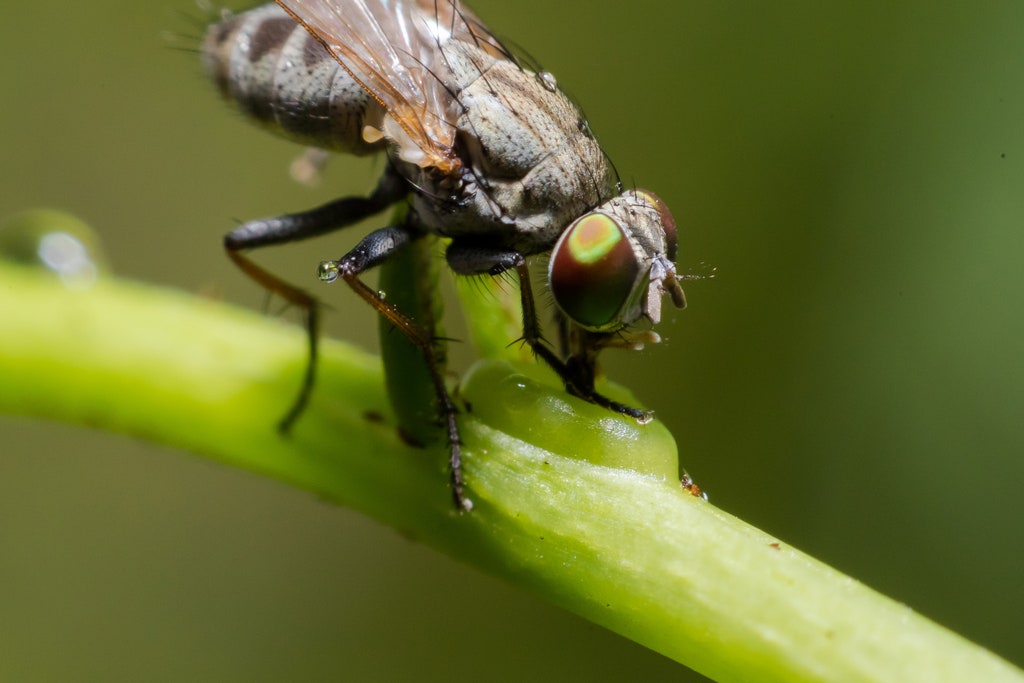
top-left (549, 212), bottom-right (641, 330)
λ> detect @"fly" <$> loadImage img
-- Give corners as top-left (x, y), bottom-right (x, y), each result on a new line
top-left (202, 0), bottom-right (687, 510)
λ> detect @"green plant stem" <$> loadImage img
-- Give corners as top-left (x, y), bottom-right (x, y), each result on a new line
top-left (1, 264), bottom-right (1020, 683)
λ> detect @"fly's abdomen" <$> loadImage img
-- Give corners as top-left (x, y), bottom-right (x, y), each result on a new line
top-left (203, 4), bottom-right (383, 155)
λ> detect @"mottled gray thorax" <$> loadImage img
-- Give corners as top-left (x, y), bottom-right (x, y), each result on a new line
top-left (407, 41), bottom-right (615, 255)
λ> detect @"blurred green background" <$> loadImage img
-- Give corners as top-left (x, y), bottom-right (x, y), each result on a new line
top-left (2, 1), bottom-right (1022, 680)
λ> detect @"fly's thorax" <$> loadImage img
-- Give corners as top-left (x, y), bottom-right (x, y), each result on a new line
top-left (449, 40), bottom-right (612, 201)
top-left (203, 4), bottom-right (384, 155)
top-left (410, 41), bottom-right (613, 252)
top-left (549, 190), bottom-right (685, 332)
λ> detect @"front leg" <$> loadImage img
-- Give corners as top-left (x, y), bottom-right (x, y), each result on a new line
top-left (446, 243), bottom-right (652, 423)
top-left (320, 228), bottom-right (469, 511)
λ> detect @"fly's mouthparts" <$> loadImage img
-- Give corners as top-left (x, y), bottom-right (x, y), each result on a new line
top-left (614, 330), bottom-right (662, 351)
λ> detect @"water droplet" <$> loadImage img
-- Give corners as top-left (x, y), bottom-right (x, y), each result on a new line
top-left (0, 209), bottom-right (108, 288)
top-left (317, 260), bottom-right (339, 283)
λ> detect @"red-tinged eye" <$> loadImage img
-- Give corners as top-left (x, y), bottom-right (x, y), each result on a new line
top-left (549, 212), bottom-right (641, 330)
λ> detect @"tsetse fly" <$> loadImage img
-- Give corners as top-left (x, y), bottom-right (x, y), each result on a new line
top-left (203, 0), bottom-right (687, 510)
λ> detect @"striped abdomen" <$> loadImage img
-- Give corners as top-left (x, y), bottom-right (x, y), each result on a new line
top-left (202, 4), bottom-right (384, 155)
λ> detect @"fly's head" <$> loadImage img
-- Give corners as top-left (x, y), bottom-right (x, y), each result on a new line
top-left (548, 190), bottom-right (686, 336)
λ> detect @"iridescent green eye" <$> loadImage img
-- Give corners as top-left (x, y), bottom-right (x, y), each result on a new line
top-left (549, 212), bottom-right (641, 330)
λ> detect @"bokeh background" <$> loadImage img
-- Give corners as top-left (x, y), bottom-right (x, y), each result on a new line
top-left (2, 1), bottom-right (1022, 680)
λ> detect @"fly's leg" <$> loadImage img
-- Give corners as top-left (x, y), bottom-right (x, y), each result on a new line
top-left (224, 248), bottom-right (320, 432)
top-left (320, 229), bottom-right (469, 511)
top-left (515, 262), bottom-right (653, 422)
top-left (557, 322), bottom-right (653, 419)
top-left (223, 167), bottom-right (406, 431)
top-left (446, 244), bottom-right (652, 423)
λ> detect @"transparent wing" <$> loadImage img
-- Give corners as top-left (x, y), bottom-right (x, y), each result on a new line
top-left (276, 0), bottom-right (513, 173)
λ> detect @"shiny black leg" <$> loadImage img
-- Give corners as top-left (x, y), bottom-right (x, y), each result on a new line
top-left (322, 227), bottom-right (469, 510)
